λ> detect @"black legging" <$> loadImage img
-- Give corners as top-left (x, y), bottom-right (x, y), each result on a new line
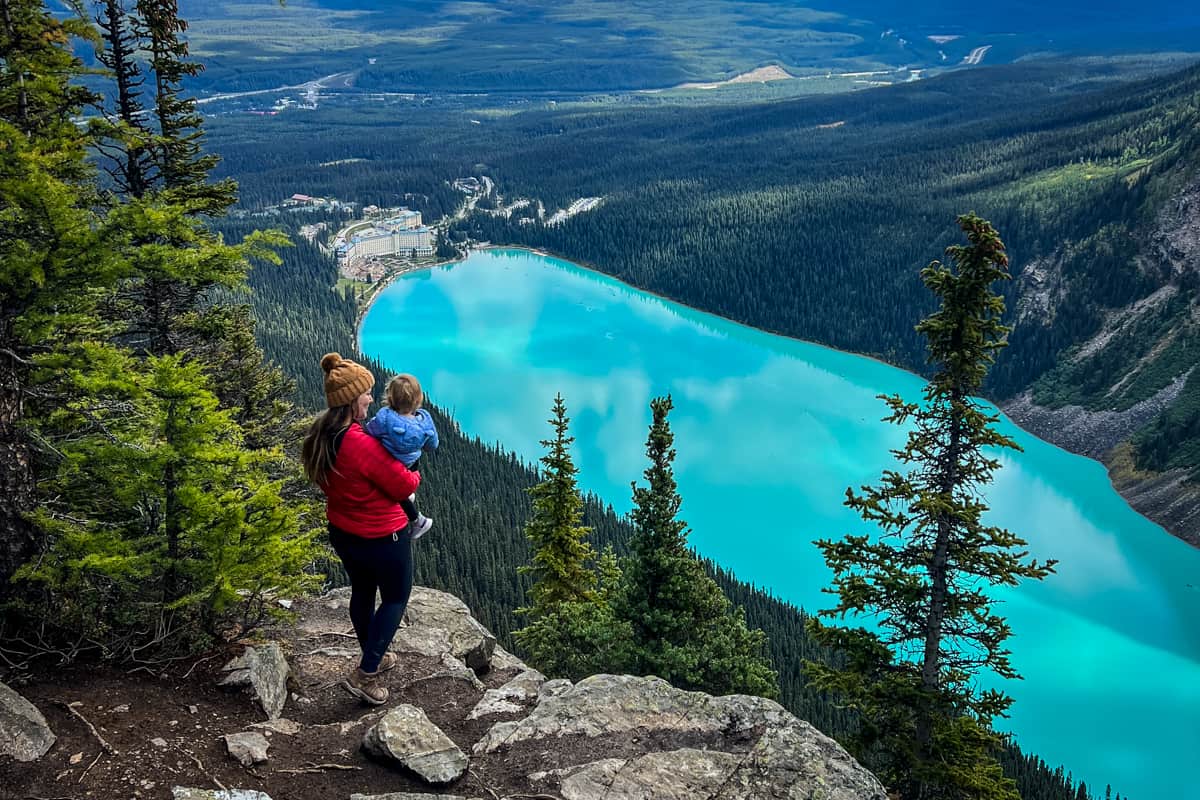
top-left (329, 524), bottom-right (413, 673)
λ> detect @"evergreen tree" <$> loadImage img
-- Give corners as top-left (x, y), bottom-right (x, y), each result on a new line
top-left (516, 394), bottom-right (596, 613)
top-left (0, 0), bottom-right (123, 596)
top-left (20, 353), bottom-right (318, 657)
top-left (616, 395), bottom-right (778, 699)
top-left (806, 214), bottom-right (1056, 799)
top-left (0, 0), bottom-right (317, 660)
top-left (514, 395), bottom-right (631, 680)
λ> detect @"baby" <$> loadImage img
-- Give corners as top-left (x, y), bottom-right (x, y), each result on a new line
top-left (365, 373), bottom-right (439, 539)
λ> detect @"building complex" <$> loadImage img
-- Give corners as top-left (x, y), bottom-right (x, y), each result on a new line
top-left (335, 209), bottom-right (435, 277)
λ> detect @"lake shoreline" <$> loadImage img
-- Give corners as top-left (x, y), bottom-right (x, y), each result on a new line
top-left (355, 244), bottom-right (1192, 548)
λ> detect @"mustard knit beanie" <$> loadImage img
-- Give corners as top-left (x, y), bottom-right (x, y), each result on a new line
top-left (321, 352), bottom-right (375, 408)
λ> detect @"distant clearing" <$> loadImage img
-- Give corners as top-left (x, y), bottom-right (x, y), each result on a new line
top-left (672, 65), bottom-right (794, 91)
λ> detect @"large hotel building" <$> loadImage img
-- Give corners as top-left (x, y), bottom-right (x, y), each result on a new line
top-left (336, 209), bottom-right (435, 266)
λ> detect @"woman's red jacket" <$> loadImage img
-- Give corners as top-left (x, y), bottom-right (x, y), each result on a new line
top-left (323, 422), bottom-right (421, 537)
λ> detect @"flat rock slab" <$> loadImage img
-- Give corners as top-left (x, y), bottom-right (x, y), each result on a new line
top-left (172, 789), bottom-right (273, 800)
top-left (219, 642), bottom-right (290, 719)
top-left (362, 704), bottom-right (469, 785)
top-left (0, 681), bottom-right (55, 762)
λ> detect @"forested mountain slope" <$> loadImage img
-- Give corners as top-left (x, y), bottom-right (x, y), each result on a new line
top-left (210, 57), bottom-right (1200, 539)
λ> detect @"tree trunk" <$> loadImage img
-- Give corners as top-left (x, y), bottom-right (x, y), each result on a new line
top-left (0, 334), bottom-right (36, 597)
top-left (916, 392), bottom-right (965, 752)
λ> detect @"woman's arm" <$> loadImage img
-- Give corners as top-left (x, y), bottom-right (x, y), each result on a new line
top-left (357, 432), bottom-right (420, 500)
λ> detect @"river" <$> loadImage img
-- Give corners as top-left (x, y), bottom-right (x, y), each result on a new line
top-left (360, 248), bottom-right (1200, 799)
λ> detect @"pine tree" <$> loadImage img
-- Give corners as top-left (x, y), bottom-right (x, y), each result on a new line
top-left (513, 395), bottom-right (632, 679)
top-left (806, 214), bottom-right (1056, 799)
top-left (1, 0), bottom-right (317, 660)
top-left (0, 0), bottom-right (122, 595)
top-left (21, 353), bottom-right (319, 657)
top-left (517, 394), bottom-right (596, 613)
top-left (616, 395), bottom-right (778, 698)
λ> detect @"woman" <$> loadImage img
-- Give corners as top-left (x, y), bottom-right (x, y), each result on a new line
top-left (301, 352), bottom-right (421, 705)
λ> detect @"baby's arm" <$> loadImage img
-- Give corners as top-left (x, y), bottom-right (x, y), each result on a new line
top-left (419, 408), bottom-right (439, 452)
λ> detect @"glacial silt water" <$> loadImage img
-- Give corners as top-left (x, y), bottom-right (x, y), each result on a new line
top-left (360, 249), bottom-right (1200, 799)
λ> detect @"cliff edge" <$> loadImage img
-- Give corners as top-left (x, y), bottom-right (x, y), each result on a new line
top-left (0, 586), bottom-right (886, 800)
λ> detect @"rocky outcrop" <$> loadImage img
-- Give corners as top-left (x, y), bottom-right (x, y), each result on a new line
top-left (0, 681), bottom-right (55, 762)
top-left (362, 704), bottom-right (469, 784)
top-left (1002, 377), bottom-right (1190, 460)
top-left (219, 642), bottom-right (290, 719)
top-left (475, 674), bottom-right (887, 800)
top-left (7, 586), bottom-right (886, 799)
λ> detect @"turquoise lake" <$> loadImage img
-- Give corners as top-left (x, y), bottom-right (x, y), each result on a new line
top-left (360, 248), bottom-right (1200, 799)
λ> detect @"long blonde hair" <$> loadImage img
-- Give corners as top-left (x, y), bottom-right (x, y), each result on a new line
top-left (301, 405), bottom-right (354, 487)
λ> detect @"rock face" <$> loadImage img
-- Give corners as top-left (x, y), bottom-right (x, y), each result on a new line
top-left (477, 674), bottom-right (887, 800)
top-left (0, 681), bottom-right (56, 762)
top-left (219, 642), bottom-right (290, 719)
top-left (403, 587), bottom-right (496, 672)
top-left (362, 704), bottom-right (469, 785)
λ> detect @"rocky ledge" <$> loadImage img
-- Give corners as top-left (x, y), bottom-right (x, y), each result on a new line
top-left (0, 585), bottom-right (885, 799)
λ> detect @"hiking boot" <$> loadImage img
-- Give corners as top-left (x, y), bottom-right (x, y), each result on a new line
top-left (377, 651), bottom-right (398, 673)
top-left (343, 668), bottom-right (388, 705)
top-left (410, 514), bottom-right (433, 540)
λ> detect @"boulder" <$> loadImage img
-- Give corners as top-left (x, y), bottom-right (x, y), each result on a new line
top-left (223, 732), bottom-right (270, 767)
top-left (219, 642), bottom-right (290, 719)
top-left (487, 644), bottom-right (527, 672)
top-left (467, 668), bottom-right (546, 720)
top-left (172, 789), bottom-right (273, 800)
top-left (404, 587), bottom-right (495, 672)
top-left (362, 704), bottom-right (469, 785)
top-left (0, 681), bottom-right (55, 762)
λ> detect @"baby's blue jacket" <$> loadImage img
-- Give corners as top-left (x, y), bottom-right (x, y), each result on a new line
top-left (365, 407), bottom-right (439, 467)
